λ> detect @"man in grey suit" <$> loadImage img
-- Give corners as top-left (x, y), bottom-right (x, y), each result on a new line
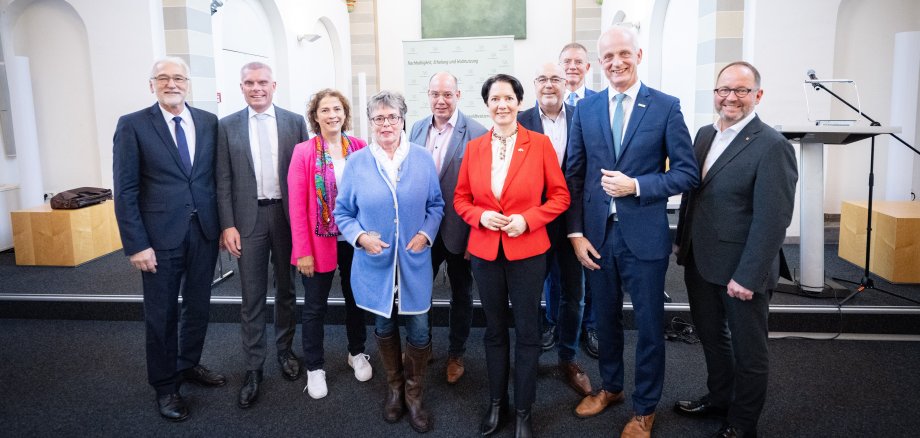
top-left (216, 62), bottom-right (309, 408)
top-left (674, 61), bottom-right (798, 438)
top-left (409, 71), bottom-right (487, 384)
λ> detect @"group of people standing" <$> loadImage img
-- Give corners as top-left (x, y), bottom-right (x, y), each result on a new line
top-left (113, 24), bottom-right (797, 438)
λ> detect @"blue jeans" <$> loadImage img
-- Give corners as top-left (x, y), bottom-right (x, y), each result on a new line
top-left (542, 240), bottom-right (586, 361)
top-left (375, 311), bottom-right (430, 348)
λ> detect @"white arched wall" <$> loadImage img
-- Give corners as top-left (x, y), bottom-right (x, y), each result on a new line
top-left (279, 0), bottom-right (351, 123)
top-left (213, 0), bottom-right (352, 122)
top-left (12, 0), bottom-right (99, 193)
top-left (830, 0), bottom-right (920, 208)
top-left (213, 0), bottom-right (277, 117)
top-left (660, 0), bottom-right (698, 130)
top-left (287, 16), bottom-right (338, 120)
top-left (0, 0), bottom-right (161, 198)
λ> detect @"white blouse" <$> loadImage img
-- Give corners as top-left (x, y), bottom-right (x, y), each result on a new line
top-left (490, 130), bottom-right (517, 200)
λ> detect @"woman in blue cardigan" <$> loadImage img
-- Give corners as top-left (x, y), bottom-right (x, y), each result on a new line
top-left (334, 90), bottom-right (444, 434)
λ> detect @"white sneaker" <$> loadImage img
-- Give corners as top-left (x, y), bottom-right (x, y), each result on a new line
top-left (347, 353), bottom-right (373, 382)
top-left (304, 369), bottom-right (327, 399)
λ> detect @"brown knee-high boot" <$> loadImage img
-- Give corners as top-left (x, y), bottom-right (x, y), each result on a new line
top-left (375, 333), bottom-right (405, 423)
top-left (404, 341), bottom-right (432, 433)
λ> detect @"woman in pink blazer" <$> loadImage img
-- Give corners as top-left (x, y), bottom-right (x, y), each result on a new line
top-left (288, 89), bottom-right (369, 399)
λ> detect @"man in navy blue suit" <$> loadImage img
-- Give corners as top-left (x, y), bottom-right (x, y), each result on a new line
top-left (113, 57), bottom-right (225, 422)
top-left (565, 27), bottom-right (699, 437)
top-left (517, 62), bottom-right (592, 398)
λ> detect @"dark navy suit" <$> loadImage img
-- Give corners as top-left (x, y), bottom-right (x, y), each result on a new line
top-left (113, 103), bottom-right (220, 395)
top-left (565, 84), bottom-right (698, 414)
top-left (517, 103), bottom-right (585, 362)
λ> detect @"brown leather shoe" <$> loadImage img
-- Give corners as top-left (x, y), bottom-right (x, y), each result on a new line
top-left (574, 389), bottom-right (625, 418)
top-left (621, 412), bottom-right (656, 438)
top-left (446, 356), bottom-right (465, 384)
top-left (560, 361), bottom-right (592, 396)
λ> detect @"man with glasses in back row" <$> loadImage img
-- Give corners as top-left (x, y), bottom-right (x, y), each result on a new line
top-left (113, 57), bottom-right (225, 422)
top-left (518, 62), bottom-right (593, 398)
top-left (409, 71), bottom-right (487, 385)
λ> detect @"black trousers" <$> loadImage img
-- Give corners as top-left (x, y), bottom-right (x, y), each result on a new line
top-left (685, 251), bottom-right (771, 433)
top-left (471, 250), bottom-right (546, 410)
top-left (431, 233), bottom-right (473, 356)
top-left (301, 241), bottom-right (367, 370)
top-left (142, 214), bottom-right (218, 395)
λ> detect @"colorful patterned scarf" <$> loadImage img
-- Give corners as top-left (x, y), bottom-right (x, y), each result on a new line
top-left (314, 135), bottom-right (353, 237)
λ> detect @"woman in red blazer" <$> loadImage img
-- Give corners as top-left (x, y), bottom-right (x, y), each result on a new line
top-left (454, 74), bottom-right (569, 437)
top-left (288, 89), bottom-right (371, 400)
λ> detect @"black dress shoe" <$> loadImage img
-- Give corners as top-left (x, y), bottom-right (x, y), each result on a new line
top-left (277, 350), bottom-right (302, 381)
top-left (514, 408), bottom-right (532, 438)
top-left (182, 364), bottom-right (227, 387)
top-left (480, 398), bottom-right (508, 436)
top-left (157, 393), bottom-right (189, 422)
top-left (714, 425), bottom-right (751, 438)
top-left (541, 326), bottom-right (556, 351)
top-left (674, 398), bottom-right (728, 418)
top-left (238, 370), bottom-right (263, 409)
top-left (583, 329), bottom-right (599, 359)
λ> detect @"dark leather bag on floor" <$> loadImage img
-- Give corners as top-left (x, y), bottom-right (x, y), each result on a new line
top-left (50, 187), bottom-right (113, 210)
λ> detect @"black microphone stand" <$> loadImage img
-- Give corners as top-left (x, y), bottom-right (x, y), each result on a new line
top-left (808, 80), bottom-right (920, 306)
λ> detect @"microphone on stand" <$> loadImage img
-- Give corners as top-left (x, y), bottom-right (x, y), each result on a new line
top-left (806, 69), bottom-right (820, 89)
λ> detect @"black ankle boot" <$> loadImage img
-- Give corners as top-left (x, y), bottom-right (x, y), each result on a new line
top-left (480, 398), bottom-right (508, 436)
top-left (515, 408), bottom-right (532, 438)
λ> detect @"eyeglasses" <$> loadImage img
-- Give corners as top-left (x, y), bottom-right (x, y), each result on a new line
top-left (713, 87), bottom-right (756, 98)
top-left (152, 75), bottom-right (189, 85)
top-left (535, 77), bottom-right (565, 85)
top-left (427, 91), bottom-right (456, 100)
top-left (371, 115), bottom-right (402, 126)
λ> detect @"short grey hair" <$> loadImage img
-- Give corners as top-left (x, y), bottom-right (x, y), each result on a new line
top-left (240, 61), bottom-right (273, 79)
top-left (559, 42), bottom-right (589, 59)
top-left (597, 25), bottom-right (640, 53)
top-left (367, 90), bottom-right (408, 119)
top-left (150, 56), bottom-right (190, 79)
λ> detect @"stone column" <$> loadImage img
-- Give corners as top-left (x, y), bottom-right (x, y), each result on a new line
top-left (695, 0), bottom-right (744, 129)
top-left (162, 0), bottom-right (217, 114)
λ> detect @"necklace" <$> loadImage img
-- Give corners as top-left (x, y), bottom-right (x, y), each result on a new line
top-left (492, 127), bottom-right (518, 161)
